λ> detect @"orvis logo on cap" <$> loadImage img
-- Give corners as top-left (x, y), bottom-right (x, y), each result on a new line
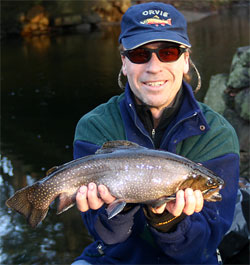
top-left (140, 9), bottom-right (172, 27)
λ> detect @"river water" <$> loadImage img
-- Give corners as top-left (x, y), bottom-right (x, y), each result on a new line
top-left (1, 6), bottom-right (249, 264)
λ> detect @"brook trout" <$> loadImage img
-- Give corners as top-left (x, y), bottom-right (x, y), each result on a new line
top-left (6, 140), bottom-right (224, 228)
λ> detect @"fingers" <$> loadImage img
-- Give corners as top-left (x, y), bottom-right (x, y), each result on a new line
top-left (183, 188), bottom-right (204, 215)
top-left (183, 188), bottom-right (196, 215)
top-left (151, 203), bottom-right (166, 214)
top-left (98, 185), bottom-right (116, 204)
top-left (166, 188), bottom-right (204, 217)
top-left (166, 190), bottom-right (185, 216)
top-left (76, 183), bottom-right (116, 213)
top-left (193, 190), bottom-right (204, 213)
top-left (76, 185), bottom-right (89, 212)
top-left (87, 183), bottom-right (104, 210)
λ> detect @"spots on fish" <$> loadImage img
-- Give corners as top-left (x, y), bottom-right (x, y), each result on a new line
top-left (152, 177), bottom-right (162, 184)
top-left (6, 140), bottom-right (224, 228)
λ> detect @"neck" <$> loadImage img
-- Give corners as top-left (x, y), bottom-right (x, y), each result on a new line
top-left (134, 97), bottom-right (175, 128)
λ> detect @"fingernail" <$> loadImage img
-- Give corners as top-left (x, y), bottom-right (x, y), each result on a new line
top-left (178, 190), bottom-right (184, 198)
top-left (187, 188), bottom-right (193, 196)
top-left (89, 183), bottom-right (95, 191)
top-left (79, 186), bottom-right (86, 195)
top-left (99, 185), bottom-right (105, 195)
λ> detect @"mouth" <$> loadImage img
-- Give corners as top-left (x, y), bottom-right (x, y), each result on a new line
top-left (143, 80), bottom-right (166, 88)
top-left (202, 186), bottom-right (223, 202)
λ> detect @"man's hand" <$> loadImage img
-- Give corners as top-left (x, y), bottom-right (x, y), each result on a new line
top-left (76, 183), bottom-right (116, 212)
top-left (151, 188), bottom-right (204, 216)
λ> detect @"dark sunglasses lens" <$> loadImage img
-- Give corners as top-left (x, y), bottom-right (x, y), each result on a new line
top-left (127, 48), bottom-right (151, 63)
top-left (159, 47), bottom-right (181, 62)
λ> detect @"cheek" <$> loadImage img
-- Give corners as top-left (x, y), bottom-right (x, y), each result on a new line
top-left (171, 58), bottom-right (189, 78)
top-left (122, 60), bottom-right (142, 81)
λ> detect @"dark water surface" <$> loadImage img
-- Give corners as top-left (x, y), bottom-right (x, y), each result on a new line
top-left (1, 6), bottom-right (249, 264)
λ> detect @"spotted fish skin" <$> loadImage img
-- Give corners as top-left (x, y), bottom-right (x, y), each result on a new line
top-left (6, 140), bottom-right (224, 228)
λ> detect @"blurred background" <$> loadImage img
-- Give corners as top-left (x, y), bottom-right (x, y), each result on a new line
top-left (1, 0), bottom-right (249, 264)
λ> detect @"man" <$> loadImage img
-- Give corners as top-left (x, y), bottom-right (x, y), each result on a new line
top-left (72, 2), bottom-right (239, 264)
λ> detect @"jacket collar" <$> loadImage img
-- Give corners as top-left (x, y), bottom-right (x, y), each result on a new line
top-left (121, 81), bottom-right (210, 150)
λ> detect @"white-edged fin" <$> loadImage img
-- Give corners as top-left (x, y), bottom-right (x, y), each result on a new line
top-left (96, 140), bottom-right (142, 154)
top-left (56, 192), bottom-right (76, 215)
top-left (106, 200), bottom-right (127, 219)
top-left (148, 195), bottom-right (176, 208)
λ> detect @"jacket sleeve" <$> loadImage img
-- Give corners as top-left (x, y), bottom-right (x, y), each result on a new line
top-left (147, 152), bottom-right (239, 263)
top-left (73, 139), bottom-right (141, 245)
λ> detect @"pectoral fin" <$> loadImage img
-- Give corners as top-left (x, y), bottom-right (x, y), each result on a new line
top-left (56, 192), bottom-right (76, 215)
top-left (147, 195), bottom-right (176, 209)
top-left (106, 200), bottom-right (127, 219)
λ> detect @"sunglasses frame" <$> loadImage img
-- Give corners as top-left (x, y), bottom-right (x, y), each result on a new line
top-left (121, 46), bottom-right (187, 64)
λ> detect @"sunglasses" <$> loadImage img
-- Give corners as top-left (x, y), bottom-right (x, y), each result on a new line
top-left (121, 46), bottom-right (187, 64)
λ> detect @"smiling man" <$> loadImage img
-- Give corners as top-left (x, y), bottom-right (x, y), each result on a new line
top-left (72, 2), bottom-right (239, 264)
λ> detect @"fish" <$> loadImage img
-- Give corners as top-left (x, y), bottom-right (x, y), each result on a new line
top-left (140, 15), bottom-right (172, 26)
top-left (6, 140), bottom-right (224, 228)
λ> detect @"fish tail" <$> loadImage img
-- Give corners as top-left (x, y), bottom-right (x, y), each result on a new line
top-left (6, 184), bottom-right (49, 228)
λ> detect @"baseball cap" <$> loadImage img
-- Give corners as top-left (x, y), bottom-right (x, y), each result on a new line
top-left (119, 2), bottom-right (191, 49)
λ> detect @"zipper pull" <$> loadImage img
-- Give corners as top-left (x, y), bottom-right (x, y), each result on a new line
top-left (152, 128), bottom-right (156, 139)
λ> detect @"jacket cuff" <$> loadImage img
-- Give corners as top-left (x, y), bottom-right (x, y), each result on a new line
top-left (143, 206), bottom-right (186, 233)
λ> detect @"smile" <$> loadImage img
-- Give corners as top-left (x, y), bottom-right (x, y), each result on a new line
top-left (144, 81), bottom-right (166, 87)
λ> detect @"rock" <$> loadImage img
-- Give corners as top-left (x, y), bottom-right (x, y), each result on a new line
top-left (93, 0), bottom-right (131, 22)
top-left (204, 46), bottom-right (250, 181)
top-left (227, 46), bottom-right (250, 92)
top-left (224, 109), bottom-right (250, 154)
top-left (204, 73), bottom-right (228, 115)
top-left (235, 88), bottom-right (250, 121)
top-left (20, 5), bottom-right (50, 36)
top-left (75, 23), bottom-right (91, 33)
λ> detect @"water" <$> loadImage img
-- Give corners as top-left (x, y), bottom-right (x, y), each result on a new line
top-left (1, 6), bottom-right (249, 264)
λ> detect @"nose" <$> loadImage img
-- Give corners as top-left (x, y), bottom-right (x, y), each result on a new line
top-left (146, 52), bottom-right (163, 73)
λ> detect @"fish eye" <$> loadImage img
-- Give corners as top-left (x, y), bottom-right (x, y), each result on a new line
top-left (206, 178), bottom-right (215, 186)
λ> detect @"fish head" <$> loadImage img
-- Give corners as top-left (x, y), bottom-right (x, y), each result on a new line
top-left (202, 174), bottom-right (224, 202)
top-left (178, 170), bottom-right (225, 202)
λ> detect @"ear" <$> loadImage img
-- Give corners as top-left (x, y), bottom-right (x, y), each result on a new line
top-left (121, 55), bottom-right (127, 76)
top-left (183, 52), bottom-right (190, 74)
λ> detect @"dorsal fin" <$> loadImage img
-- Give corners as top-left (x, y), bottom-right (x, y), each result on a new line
top-left (96, 140), bottom-right (141, 154)
top-left (46, 166), bottom-right (59, 176)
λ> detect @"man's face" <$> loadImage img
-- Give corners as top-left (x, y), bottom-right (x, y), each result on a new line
top-left (121, 42), bottom-right (189, 110)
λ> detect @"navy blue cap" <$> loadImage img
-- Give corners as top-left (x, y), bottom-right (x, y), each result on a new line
top-left (119, 2), bottom-right (191, 49)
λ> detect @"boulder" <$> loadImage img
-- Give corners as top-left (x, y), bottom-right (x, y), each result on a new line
top-left (204, 73), bottom-right (228, 115)
top-left (235, 88), bottom-right (250, 121)
top-left (227, 46), bottom-right (250, 92)
top-left (204, 46), bottom-right (250, 179)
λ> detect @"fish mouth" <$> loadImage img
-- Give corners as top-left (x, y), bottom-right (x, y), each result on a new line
top-left (203, 185), bottom-right (223, 202)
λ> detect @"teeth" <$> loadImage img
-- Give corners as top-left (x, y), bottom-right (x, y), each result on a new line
top-left (146, 81), bottom-right (165, 87)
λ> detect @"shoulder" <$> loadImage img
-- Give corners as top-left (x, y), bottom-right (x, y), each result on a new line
top-left (178, 102), bottom-right (239, 162)
top-left (198, 103), bottom-right (238, 143)
top-left (74, 94), bottom-right (126, 146)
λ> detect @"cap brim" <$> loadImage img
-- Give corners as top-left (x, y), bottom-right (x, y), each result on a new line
top-left (121, 31), bottom-right (191, 50)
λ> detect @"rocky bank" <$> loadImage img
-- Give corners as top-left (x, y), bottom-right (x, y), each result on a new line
top-left (1, 0), bottom-right (246, 38)
top-left (204, 46), bottom-right (250, 180)
top-left (204, 46), bottom-right (250, 264)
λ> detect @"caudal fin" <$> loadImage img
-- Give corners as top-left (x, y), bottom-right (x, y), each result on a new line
top-left (6, 185), bottom-right (49, 228)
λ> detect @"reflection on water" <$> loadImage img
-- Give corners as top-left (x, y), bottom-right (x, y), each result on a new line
top-left (1, 6), bottom-right (249, 264)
